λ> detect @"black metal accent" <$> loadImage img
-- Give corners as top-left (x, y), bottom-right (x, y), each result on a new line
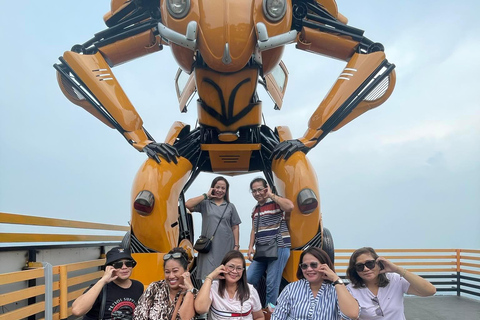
top-left (200, 78), bottom-right (257, 126)
top-left (26, 249), bottom-right (37, 320)
top-left (178, 191), bottom-right (193, 243)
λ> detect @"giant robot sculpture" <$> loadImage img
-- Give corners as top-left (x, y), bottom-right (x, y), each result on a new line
top-left (55, 0), bottom-right (395, 283)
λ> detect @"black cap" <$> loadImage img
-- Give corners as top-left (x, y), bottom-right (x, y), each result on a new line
top-left (105, 247), bottom-right (135, 266)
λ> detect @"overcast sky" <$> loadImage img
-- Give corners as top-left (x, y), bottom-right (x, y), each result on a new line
top-left (1, 0), bottom-right (479, 251)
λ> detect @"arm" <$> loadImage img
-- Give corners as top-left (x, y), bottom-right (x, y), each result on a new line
top-left (178, 272), bottom-right (196, 320)
top-left (232, 224), bottom-right (240, 250)
top-left (186, 188), bottom-right (214, 211)
top-left (378, 257), bottom-right (436, 297)
top-left (253, 310), bottom-right (265, 320)
top-left (318, 264), bottom-right (359, 319)
top-left (71, 266), bottom-right (117, 316)
top-left (266, 187), bottom-right (294, 214)
top-left (272, 2), bottom-right (395, 160)
top-left (247, 226), bottom-right (255, 261)
top-left (194, 265), bottom-right (226, 314)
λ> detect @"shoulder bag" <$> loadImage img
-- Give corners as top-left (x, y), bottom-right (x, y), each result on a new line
top-left (253, 210), bottom-right (281, 262)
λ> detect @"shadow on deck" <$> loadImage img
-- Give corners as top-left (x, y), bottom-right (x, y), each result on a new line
top-left (405, 295), bottom-right (480, 319)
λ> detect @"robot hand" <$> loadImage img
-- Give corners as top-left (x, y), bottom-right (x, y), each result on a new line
top-left (271, 140), bottom-right (308, 160)
top-left (143, 142), bottom-right (179, 164)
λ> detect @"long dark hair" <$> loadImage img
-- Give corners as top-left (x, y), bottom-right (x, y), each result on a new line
top-left (211, 176), bottom-right (230, 203)
top-left (218, 250), bottom-right (250, 304)
top-left (347, 247), bottom-right (389, 288)
top-left (296, 247), bottom-right (334, 283)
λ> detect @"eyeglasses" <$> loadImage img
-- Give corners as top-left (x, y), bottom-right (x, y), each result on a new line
top-left (163, 252), bottom-right (184, 261)
top-left (226, 264), bottom-right (245, 273)
top-left (355, 260), bottom-right (377, 272)
top-left (251, 188), bottom-right (266, 195)
top-left (371, 297), bottom-right (384, 317)
top-left (111, 260), bottom-right (135, 269)
top-left (299, 262), bottom-right (319, 270)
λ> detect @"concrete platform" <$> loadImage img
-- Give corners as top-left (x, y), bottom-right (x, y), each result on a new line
top-left (405, 295), bottom-right (480, 319)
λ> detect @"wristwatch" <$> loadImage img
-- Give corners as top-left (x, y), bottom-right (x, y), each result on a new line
top-left (186, 288), bottom-right (198, 294)
top-left (332, 278), bottom-right (344, 286)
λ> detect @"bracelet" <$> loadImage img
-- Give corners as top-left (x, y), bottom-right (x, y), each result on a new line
top-left (202, 193), bottom-right (208, 200)
top-left (234, 244), bottom-right (240, 248)
top-left (401, 268), bottom-right (407, 278)
top-left (271, 194), bottom-right (276, 201)
top-left (205, 276), bottom-right (213, 282)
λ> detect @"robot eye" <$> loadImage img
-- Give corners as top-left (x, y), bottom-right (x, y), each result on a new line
top-left (263, 0), bottom-right (287, 22)
top-left (166, 0), bottom-right (191, 19)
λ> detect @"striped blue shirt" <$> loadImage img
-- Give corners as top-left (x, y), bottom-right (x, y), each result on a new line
top-left (271, 279), bottom-right (352, 320)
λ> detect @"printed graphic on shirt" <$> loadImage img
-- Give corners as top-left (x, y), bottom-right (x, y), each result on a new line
top-left (108, 298), bottom-right (137, 320)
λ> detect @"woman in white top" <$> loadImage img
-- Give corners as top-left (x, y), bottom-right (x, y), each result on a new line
top-left (195, 250), bottom-right (264, 320)
top-left (346, 247), bottom-right (436, 319)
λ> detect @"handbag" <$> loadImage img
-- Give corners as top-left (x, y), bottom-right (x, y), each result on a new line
top-left (193, 203), bottom-right (229, 253)
top-left (253, 209), bottom-right (281, 262)
top-left (193, 235), bottom-right (212, 253)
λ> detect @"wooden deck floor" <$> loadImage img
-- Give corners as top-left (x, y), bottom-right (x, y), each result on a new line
top-left (405, 295), bottom-right (480, 319)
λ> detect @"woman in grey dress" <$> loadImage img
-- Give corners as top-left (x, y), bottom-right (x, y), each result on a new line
top-left (186, 176), bottom-right (242, 280)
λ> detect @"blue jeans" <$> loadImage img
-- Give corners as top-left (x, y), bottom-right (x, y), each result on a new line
top-left (247, 247), bottom-right (290, 306)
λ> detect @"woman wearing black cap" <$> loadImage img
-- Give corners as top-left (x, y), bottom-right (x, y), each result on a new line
top-left (72, 246), bottom-right (144, 320)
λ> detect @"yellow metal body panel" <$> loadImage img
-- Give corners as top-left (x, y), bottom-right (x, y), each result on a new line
top-left (297, 27), bottom-right (358, 61)
top-left (130, 157), bottom-right (192, 252)
top-left (196, 68), bottom-right (261, 132)
top-left (272, 153), bottom-right (321, 248)
top-left (131, 253), bottom-right (166, 286)
top-left (201, 144), bottom-right (261, 174)
top-left (62, 51), bottom-right (143, 132)
top-left (283, 250), bottom-right (303, 283)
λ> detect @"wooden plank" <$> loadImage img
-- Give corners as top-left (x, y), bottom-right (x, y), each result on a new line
top-left (460, 262), bottom-right (480, 268)
top-left (460, 268), bottom-right (480, 276)
top-left (460, 249), bottom-right (480, 254)
top-left (68, 287), bottom-right (86, 302)
top-left (65, 259), bottom-right (105, 272)
top-left (68, 271), bottom-right (103, 287)
top-left (0, 212), bottom-right (129, 231)
top-left (0, 301), bottom-right (45, 320)
top-left (0, 285), bottom-right (45, 305)
top-left (0, 268), bottom-right (45, 285)
top-left (0, 233), bottom-right (124, 242)
top-left (460, 255), bottom-right (480, 262)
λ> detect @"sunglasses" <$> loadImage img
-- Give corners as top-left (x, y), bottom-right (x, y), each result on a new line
top-left (355, 260), bottom-right (377, 272)
top-left (111, 260), bottom-right (135, 269)
top-left (299, 262), bottom-right (319, 270)
top-left (163, 252), bottom-right (185, 261)
top-left (371, 296), bottom-right (384, 317)
top-left (226, 264), bottom-right (245, 273)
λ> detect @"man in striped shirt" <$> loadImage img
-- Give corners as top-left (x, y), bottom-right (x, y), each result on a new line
top-left (247, 177), bottom-right (294, 312)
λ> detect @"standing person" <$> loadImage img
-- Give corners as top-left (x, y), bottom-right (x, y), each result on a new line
top-left (246, 177), bottom-right (294, 309)
top-left (271, 247), bottom-right (359, 320)
top-left (72, 247), bottom-right (144, 320)
top-left (186, 176), bottom-right (241, 280)
top-left (133, 247), bottom-right (196, 320)
top-left (346, 247), bottom-right (436, 319)
top-left (195, 250), bottom-right (264, 320)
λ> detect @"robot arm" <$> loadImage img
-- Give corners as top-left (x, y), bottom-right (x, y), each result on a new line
top-left (54, 0), bottom-right (178, 163)
top-left (272, 0), bottom-right (396, 159)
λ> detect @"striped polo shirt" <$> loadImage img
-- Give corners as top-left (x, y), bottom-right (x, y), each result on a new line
top-left (252, 199), bottom-right (291, 248)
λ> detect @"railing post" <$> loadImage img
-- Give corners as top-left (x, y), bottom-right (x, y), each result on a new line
top-left (43, 262), bottom-right (53, 320)
top-left (456, 249), bottom-right (461, 296)
top-left (59, 265), bottom-right (68, 320)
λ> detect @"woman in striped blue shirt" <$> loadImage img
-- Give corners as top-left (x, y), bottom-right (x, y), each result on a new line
top-left (271, 247), bottom-right (359, 320)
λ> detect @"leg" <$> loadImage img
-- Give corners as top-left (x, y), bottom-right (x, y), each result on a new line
top-left (130, 156), bottom-right (192, 253)
top-left (265, 247), bottom-right (290, 305)
top-left (247, 260), bottom-right (268, 287)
